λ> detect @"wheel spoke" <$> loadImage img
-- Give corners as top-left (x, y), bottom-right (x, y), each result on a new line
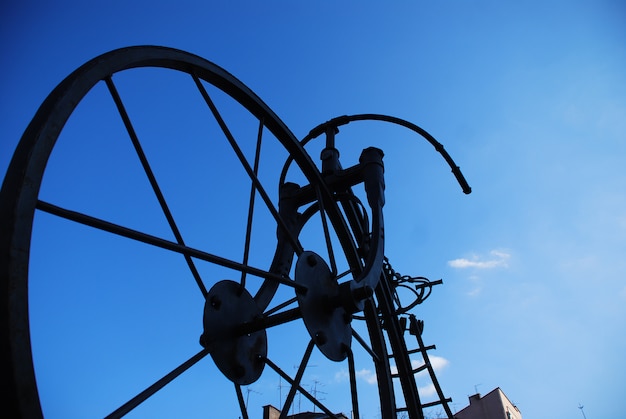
top-left (235, 384), bottom-right (249, 419)
top-left (280, 339), bottom-right (315, 418)
top-left (314, 183), bottom-right (338, 276)
top-left (346, 348), bottom-right (361, 419)
top-left (240, 118), bottom-right (264, 289)
top-left (352, 327), bottom-right (380, 362)
top-left (191, 73), bottom-right (304, 255)
top-left (36, 200), bottom-right (306, 291)
top-left (104, 76), bottom-right (208, 297)
top-left (264, 356), bottom-right (339, 418)
top-left (104, 348), bottom-right (210, 419)
top-left (264, 296), bottom-right (298, 317)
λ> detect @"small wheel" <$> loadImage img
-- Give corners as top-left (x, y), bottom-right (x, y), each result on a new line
top-left (1, 46), bottom-right (412, 418)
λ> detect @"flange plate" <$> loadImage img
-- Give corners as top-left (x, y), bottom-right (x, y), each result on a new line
top-left (295, 251), bottom-right (351, 361)
top-left (201, 280), bottom-right (267, 385)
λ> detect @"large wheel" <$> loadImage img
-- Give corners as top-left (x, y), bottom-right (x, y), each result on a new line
top-left (1, 46), bottom-right (430, 418)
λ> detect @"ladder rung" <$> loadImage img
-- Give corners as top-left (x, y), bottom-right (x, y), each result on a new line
top-left (406, 344), bottom-right (436, 356)
top-left (412, 364), bottom-right (428, 375)
top-left (391, 363), bottom-right (427, 379)
top-left (388, 344), bottom-right (436, 359)
top-left (422, 398), bottom-right (452, 409)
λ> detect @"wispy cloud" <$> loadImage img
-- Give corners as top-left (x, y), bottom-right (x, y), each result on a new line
top-left (334, 368), bottom-right (377, 385)
top-left (356, 368), bottom-right (378, 385)
top-left (448, 250), bottom-right (511, 269)
top-left (418, 383), bottom-right (436, 397)
top-left (412, 355), bottom-right (449, 376)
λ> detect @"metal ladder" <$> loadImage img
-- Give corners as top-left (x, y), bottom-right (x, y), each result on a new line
top-left (392, 314), bottom-right (454, 418)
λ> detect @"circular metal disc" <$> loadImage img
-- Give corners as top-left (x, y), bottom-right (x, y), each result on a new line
top-left (202, 280), bottom-right (267, 385)
top-left (295, 251), bottom-right (351, 361)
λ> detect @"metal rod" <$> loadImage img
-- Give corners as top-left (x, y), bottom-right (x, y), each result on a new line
top-left (264, 297), bottom-right (298, 317)
top-left (36, 199), bottom-right (306, 292)
top-left (104, 76), bottom-right (208, 297)
top-left (335, 268), bottom-right (353, 281)
top-left (104, 348), bottom-right (209, 418)
top-left (241, 118), bottom-right (264, 289)
top-left (314, 182), bottom-right (337, 276)
top-left (347, 348), bottom-right (361, 419)
top-left (191, 73), bottom-right (304, 255)
top-left (352, 327), bottom-right (380, 362)
top-left (422, 398), bottom-right (453, 409)
top-left (264, 356), bottom-right (338, 418)
top-left (237, 307), bottom-right (302, 336)
top-left (235, 384), bottom-right (249, 419)
top-left (280, 339), bottom-right (315, 419)
top-left (296, 113), bottom-right (472, 195)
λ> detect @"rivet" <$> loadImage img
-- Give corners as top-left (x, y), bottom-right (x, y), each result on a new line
top-left (210, 296), bottom-right (221, 310)
top-left (314, 331), bottom-right (327, 346)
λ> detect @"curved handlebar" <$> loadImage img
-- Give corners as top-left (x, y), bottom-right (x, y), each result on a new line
top-left (281, 113), bottom-right (472, 195)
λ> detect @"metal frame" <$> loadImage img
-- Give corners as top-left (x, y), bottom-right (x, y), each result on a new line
top-left (0, 46), bottom-right (469, 418)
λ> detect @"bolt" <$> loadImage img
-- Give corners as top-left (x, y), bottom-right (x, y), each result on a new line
top-left (210, 296), bottom-right (221, 310)
top-left (199, 333), bottom-right (214, 351)
top-left (307, 253), bottom-right (317, 267)
top-left (314, 331), bottom-right (327, 346)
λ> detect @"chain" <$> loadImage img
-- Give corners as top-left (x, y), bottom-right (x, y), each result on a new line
top-left (383, 257), bottom-right (441, 315)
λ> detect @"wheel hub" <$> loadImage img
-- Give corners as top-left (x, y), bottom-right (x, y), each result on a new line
top-left (200, 280), bottom-right (267, 385)
top-left (295, 251), bottom-right (352, 362)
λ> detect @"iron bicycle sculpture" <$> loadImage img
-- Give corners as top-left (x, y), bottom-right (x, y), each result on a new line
top-left (1, 46), bottom-right (470, 418)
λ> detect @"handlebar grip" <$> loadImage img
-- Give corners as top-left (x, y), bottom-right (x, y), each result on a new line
top-left (452, 166), bottom-right (472, 194)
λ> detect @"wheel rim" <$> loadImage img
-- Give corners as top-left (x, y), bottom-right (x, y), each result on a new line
top-left (1, 46), bottom-right (404, 418)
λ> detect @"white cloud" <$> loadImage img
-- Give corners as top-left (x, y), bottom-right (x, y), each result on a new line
top-left (428, 355), bottom-right (449, 372)
top-left (356, 368), bottom-right (378, 385)
top-left (334, 368), bottom-right (377, 385)
top-left (412, 355), bottom-right (449, 376)
top-left (334, 369), bottom-right (348, 382)
top-left (418, 383), bottom-right (436, 397)
top-left (448, 250), bottom-right (511, 269)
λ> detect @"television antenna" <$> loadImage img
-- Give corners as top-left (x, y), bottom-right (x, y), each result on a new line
top-left (292, 364), bottom-right (317, 413)
top-left (473, 384), bottom-right (482, 395)
top-left (310, 380), bottom-right (327, 413)
top-left (245, 388), bottom-right (262, 410)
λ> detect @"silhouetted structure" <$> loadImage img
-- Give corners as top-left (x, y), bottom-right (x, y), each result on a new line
top-left (263, 404), bottom-right (349, 419)
top-left (454, 388), bottom-right (521, 419)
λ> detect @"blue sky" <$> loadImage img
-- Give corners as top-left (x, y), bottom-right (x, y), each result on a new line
top-left (2, 1), bottom-right (625, 418)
